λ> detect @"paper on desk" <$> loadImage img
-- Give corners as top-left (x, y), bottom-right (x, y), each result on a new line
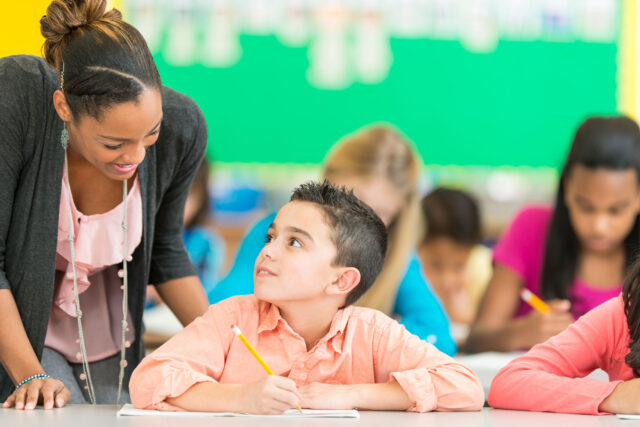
top-left (617, 413), bottom-right (640, 420)
top-left (117, 404), bottom-right (359, 418)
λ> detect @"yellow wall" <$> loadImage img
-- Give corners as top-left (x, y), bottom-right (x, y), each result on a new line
top-left (0, 0), bottom-right (122, 57)
top-left (619, 0), bottom-right (638, 120)
top-left (0, 0), bottom-right (50, 57)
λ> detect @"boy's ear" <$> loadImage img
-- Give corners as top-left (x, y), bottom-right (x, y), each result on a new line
top-left (325, 267), bottom-right (361, 297)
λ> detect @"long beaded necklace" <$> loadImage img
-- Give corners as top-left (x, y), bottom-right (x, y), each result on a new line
top-left (59, 64), bottom-right (130, 404)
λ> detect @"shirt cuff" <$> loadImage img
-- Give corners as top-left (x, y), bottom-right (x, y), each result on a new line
top-left (147, 368), bottom-right (216, 410)
top-left (593, 380), bottom-right (624, 415)
top-left (391, 369), bottom-right (436, 413)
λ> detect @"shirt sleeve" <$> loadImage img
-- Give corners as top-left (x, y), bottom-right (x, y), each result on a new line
top-left (488, 296), bottom-right (626, 415)
top-left (207, 213), bottom-right (274, 303)
top-left (394, 254), bottom-right (457, 356)
top-left (0, 57), bottom-right (28, 291)
top-left (148, 100), bottom-right (207, 285)
top-left (373, 317), bottom-right (484, 412)
top-left (129, 301), bottom-right (235, 410)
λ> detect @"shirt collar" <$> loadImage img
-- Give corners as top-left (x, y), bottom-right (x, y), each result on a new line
top-left (257, 301), bottom-right (353, 354)
top-left (257, 300), bottom-right (282, 334)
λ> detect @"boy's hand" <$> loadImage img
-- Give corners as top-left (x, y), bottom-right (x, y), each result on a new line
top-left (239, 376), bottom-right (300, 414)
top-left (299, 383), bottom-right (354, 409)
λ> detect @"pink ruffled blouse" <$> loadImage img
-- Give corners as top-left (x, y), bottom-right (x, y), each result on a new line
top-left (45, 173), bottom-right (142, 363)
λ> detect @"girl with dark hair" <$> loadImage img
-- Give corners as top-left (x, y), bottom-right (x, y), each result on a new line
top-left (466, 116), bottom-right (640, 353)
top-left (488, 257), bottom-right (640, 415)
top-left (0, 0), bottom-right (209, 409)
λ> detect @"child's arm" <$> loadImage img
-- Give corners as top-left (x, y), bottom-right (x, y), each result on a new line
top-left (132, 298), bottom-right (263, 411)
top-left (130, 297), bottom-right (301, 414)
top-left (465, 265), bottom-right (573, 353)
top-left (488, 296), bottom-right (625, 415)
top-left (465, 207), bottom-right (573, 353)
top-left (129, 304), bottom-right (229, 411)
top-left (599, 378), bottom-right (640, 414)
top-left (299, 381), bottom-right (411, 410)
top-left (165, 375), bottom-right (300, 414)
top-left (374, 316), bottom-right (484, 412)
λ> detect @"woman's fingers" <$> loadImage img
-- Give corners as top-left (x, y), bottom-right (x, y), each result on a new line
top-left (24, 381), bottom-right (42, 410)
top-left (2, 392), bottom-right (16, 408)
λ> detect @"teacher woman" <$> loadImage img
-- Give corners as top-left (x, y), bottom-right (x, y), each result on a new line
top-left (0, 0), bottom-right (210, 409)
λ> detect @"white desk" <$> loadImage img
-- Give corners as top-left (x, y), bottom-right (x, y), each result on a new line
top-left (0, 405), bottom-right (630, 427)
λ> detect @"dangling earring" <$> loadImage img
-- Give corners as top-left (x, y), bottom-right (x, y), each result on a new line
top-left (59, 62), bottom-right (69, 150)
top-left (61, 123), bottom-right (69, 150)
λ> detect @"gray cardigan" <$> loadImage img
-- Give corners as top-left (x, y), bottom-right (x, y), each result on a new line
top-left (0, 55), bottom-right (206, 400)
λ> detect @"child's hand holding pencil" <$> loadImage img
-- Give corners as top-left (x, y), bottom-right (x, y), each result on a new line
top-left (516, 290), bottom-right (573, 348)
top-left (237, 374), bottom-right (302, 415)
top-left (231, 325), bottom-right (303, 414)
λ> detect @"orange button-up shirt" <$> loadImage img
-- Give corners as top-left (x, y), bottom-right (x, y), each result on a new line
top-left (130, 295), bottom-right (483, 412)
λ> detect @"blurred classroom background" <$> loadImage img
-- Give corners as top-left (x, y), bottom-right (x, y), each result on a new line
top-left (4, 0), bottom-right (638, 272)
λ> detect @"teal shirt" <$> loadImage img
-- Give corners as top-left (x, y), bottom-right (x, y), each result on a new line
top-left (208, 213), bottom-right (457, 356)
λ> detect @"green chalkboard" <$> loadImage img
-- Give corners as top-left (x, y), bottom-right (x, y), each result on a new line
top-left (152, 29), bottom-right (619, 168)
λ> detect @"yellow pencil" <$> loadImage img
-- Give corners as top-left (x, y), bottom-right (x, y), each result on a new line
top-left (231, 325), bottom-right (302, 413)
top-left (520, 289), bottom-right (551, 314)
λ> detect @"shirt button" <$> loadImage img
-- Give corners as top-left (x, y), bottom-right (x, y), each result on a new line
top-left (279, 334), bottom-right (284, 339)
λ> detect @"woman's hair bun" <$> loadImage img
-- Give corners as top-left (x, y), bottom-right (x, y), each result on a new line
top-left (40, 0), bottom-right (122, 69)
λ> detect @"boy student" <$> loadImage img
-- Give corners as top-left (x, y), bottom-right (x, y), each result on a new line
top-left (130, 181), bottom-right (484, 413)
top-left (418, 188), bottom-right (491, 328)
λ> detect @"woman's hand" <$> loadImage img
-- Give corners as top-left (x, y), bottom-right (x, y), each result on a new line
top-left (2, 377), bottom-right (70, 410)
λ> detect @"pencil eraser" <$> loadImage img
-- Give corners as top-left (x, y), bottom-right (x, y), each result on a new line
top-left (521, 289), bottom-right (532, 300)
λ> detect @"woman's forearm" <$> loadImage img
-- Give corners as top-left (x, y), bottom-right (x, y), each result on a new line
top-left (155, 275), bottom-right (209, 326)
top-left (465, 322), bottom-right (521, 353)
top-left (0, 289), bottom-right (46, 384)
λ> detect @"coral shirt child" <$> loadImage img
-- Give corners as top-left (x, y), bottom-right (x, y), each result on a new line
top-left (129, 182), bottom-right (484, 414)
top-left (489, 260), bottom-right (640, 415)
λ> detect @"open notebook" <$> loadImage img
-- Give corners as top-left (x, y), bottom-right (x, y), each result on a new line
top-left (617, 413), bottom-right (640, 420)
top-left (117, 404), bottom-right (359, 418)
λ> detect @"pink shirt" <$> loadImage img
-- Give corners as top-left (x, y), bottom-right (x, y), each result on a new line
top-left (45, 175), bottom-right (141, 362)
top-left (488, 294), bottom-right (629, 415)
top-left (130, 295), bottom-right (484, 412)
top-left (493, 205), bottom-right (621, 319)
